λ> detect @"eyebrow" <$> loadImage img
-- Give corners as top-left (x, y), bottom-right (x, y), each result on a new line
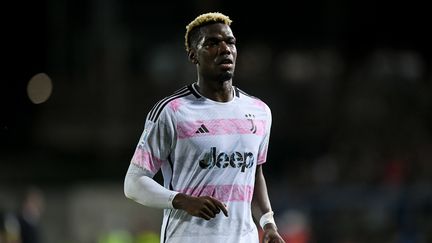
top-left (204, 36), bottom-right (236, 42)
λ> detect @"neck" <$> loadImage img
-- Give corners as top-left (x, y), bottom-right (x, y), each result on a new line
top-left (196, 80), bottom-right (233, 102)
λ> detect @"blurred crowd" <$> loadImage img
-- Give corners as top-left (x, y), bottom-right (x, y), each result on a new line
top-left (0, 187), bottom-right (45, 243)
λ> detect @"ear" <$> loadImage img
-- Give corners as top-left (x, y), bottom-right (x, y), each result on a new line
top-left (188, 50), bottom-right (198, 64)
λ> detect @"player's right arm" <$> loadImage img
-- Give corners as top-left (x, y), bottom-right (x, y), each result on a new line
top-left (124, 163), bottom-right (179, 208)
top-left (172, 193), bottom-right (228, 220)
top-left (124, 104), bottom-right (227, 219)
top-left (124, 167), bottom-right (227, 219)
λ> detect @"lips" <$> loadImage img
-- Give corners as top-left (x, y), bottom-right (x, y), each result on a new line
top-left (218, 57), bottom-right (233, 65)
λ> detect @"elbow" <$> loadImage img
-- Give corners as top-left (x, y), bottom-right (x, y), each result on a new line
top-left (124, 175), bottom-right (136, 200)
top-left (123, 170), bottom-right (156, 207)
top-left (124, 186), bottom-right (132, 200)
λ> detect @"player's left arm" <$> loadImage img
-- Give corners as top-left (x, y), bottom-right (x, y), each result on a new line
top-left (252, 165), bottom-right (285, 243)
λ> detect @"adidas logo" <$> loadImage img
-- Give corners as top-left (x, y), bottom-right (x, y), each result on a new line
top-left (195, 124), bottom-right (209, 134)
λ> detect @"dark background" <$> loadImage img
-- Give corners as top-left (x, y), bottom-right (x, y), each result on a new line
top-left (1, 1), bottom-right (431, 242)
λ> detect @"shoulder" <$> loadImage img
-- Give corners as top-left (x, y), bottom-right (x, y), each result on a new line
top-left (146, 84), bottom-right (200, 122)
top-left (235, 87), bottom-right (271, 114)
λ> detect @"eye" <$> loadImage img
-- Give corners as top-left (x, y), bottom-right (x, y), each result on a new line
top-left (227, 38), bottom-right (236, 45)
top-left (207, 40), bottom-right (218, 47)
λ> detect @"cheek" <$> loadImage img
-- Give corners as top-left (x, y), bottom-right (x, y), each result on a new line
top-left (232, 51), bottom-right (238, 62)
top-left (231, 47), bottom-right (237, 57)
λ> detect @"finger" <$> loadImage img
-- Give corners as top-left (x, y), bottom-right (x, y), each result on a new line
top-left (202, 205), bottom-right (216, 218)
top-left (219, 204), bottom-right (228, 217)
top-left (199, 210), bottom-right (212, 220)
top-left (262, 234), bottom-right (270, 243)
top-left (204, 199), bottom-right (220, 214)
top-left (210, 198), bottom-right (228, 217)
top-left (269, 236), bottom-right (284, 243)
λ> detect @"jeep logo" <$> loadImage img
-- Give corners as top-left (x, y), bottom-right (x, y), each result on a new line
top-left (199, 147), bottom-right (254, 172)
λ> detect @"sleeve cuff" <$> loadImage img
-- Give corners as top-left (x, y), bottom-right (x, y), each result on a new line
top-left (168, 191), bottom-right (180, 209)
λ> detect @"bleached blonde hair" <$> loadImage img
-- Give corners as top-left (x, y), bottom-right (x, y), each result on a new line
top-left (185, 12), bottom-right (232, 52)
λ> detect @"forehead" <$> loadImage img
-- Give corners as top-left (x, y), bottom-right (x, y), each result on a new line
top-left (199, 23), bottom-right (234, 39)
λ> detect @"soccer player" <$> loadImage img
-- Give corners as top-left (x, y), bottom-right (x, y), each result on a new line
top-left (124, 12), bottom-right (285, 243)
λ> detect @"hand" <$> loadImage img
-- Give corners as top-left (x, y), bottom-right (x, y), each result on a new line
top-left (262, 224), bottom-right (285, 243)
top-left (172, 193), bottom-right (228, 220)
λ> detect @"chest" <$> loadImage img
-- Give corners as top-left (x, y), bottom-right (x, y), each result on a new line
top-left (175, 102), bottom-right (266, 144)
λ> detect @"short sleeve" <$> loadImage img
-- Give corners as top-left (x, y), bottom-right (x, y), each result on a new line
top-left (130, 108), bottom-right (175, 177)
top-left (257, 104), bottom-right (272, 165)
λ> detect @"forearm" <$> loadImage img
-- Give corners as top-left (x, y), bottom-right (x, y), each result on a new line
top-left (124, 163), bottom-right (178, 209)
top-left (252, 165), bottom-right (277, 229)
top-left (252, 166), bottom-right (272, 216)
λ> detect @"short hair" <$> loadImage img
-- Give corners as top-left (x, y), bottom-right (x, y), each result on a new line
top-left (185, 12), bottom-right (232, 52)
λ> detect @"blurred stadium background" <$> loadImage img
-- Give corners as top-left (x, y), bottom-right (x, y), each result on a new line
top-left (1, 0), bottom-right (431, 242)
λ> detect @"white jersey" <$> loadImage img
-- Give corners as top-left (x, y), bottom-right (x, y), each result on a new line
top-left (131, 83), bottom-right (272, 243)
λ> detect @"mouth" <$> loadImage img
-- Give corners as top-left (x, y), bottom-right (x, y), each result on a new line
top-left (218, 58), bottom-right (234, 69)
top-left (218, 58), bottom-right (233, 65)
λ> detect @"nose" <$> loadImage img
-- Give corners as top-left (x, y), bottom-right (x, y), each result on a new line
top-left (219, 41), bottom-right (231, 54)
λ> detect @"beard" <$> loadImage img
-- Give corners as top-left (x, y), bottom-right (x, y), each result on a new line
top-left (200, 66), bottom-right (235, 83)
top-left (217, 70), bottom-right (234, 82)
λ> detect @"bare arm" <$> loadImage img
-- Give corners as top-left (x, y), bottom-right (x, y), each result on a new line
top-left (252, 165), bottom-right (272, 219)
top-left (252, 165), bottom-right (285, 243)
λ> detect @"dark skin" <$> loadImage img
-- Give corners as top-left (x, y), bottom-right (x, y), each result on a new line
top-left (254, 166), bottom-right (285, 243)
top-left (172, 22), bottom-right (285, 243)
top-left (189, 22), bottom-right (236, 102)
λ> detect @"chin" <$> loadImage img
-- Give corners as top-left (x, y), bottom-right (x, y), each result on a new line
top-left (218, 71), bottom-right (234, 81)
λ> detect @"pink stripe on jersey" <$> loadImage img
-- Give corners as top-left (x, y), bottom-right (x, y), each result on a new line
top-left (177, 119), bottom-right (266, 139)
top-left (131, 147), bottom-right (163, 174)
top-left (253, 99), bottom-right (267, 111)
top-left (258, 146), bottom-right (268, 165)
top-left (179, 185), bottom-right (254, 202)
top-left (168, 99), bottom-right (183, 112)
